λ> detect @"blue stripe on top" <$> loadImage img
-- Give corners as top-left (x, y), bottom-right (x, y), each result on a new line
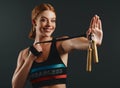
top-left (30, 64), bottom-right (65, 73)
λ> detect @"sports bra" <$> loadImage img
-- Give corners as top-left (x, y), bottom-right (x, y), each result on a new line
top-left (28, 38), bottom-right (67, 88)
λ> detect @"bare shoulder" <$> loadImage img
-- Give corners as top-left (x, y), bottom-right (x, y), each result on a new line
top-left (17, 47), bottom-right (29, 62)
top-left (21, 47), bottom-right (30, 59)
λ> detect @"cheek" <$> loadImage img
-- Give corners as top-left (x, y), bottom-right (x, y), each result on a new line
top-left (36, 23), bottom-right (44, 29)
top-left (53, 23), bottom-right (56, 29)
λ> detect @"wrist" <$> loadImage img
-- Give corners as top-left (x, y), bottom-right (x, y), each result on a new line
top-left (29, 45), bottom-right (42, 56)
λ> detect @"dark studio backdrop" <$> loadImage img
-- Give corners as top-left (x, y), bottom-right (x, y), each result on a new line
top-left (0, 0), bottom-right (120, 88)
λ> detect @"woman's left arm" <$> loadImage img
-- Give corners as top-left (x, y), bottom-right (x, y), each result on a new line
top-left (61, 15), bottom-right (103, 52)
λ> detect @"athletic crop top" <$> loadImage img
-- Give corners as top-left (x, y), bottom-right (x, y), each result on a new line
top-left (28, 38), bottom-right (67, 88)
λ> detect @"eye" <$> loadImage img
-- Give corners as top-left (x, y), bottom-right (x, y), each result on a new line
top-left (51, 19), bottom-right (56, 23)
top-left (40, 18), bottom-right (47, 22)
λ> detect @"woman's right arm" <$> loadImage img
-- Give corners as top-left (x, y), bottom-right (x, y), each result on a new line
top-left (12, 49), bottom-right (36, 88)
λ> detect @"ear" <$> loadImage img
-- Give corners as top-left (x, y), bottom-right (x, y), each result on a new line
top-left (32, 19), bottom-right (36, 26)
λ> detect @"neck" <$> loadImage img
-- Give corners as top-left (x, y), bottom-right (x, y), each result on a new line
top-left (34, 35), bottom-right (52, 44)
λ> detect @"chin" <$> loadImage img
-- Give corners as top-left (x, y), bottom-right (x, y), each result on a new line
top-left (43, 33), bottom-right (52, 37)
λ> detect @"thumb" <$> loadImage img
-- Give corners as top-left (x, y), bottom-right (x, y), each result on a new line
top-left (86, 28), bottom-right (92, 38)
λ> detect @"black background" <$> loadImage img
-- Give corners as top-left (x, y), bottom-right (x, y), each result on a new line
top-left (0, 0), bottom-right (120, 88)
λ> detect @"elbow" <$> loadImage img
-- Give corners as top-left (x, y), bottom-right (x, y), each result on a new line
top-left (12, 77), bottom-right (23, 88)
top-left (12, 78), bottom-right (16, 88)
top-left (12, 77), bottom-right (18, 88)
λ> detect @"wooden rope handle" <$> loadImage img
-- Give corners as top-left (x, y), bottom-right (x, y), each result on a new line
top-left (86, 46), bottom-right (92, 72)
top-left (86, 40), bottom-right (99, 72)
top-left (92, 40), bottom-right (99, 63)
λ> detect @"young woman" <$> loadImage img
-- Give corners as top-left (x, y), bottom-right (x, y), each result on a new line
top-left (12, 3), bottom-right (103, 88)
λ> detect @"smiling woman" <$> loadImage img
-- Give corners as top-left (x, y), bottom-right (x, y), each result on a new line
top-left (29, 3), bottom-right (56, 40)
top-left (11, 3), bottom-right (103, 88)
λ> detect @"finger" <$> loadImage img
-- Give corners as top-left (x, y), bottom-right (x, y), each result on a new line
top-left (94, 23), bottom-right (98, 28)
top-left (89, 17), bottom-right (94, 28)
top-left (91, 17), bottom-right (96, 28)
top-left (86, 28), bottom-right (91, 38)
top-left (90, 14), bottom-right (98, 28)
top-left (95, 15), bottom-right (99, 27)
top-left (86, 28), bottom-right (91, 36)
top-left (98, 19), bottom-right (102, 30)
top-left (94, 15), bottom-right (101, 28)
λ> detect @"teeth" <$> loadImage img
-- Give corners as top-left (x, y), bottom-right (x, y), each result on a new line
top-left (44, 28), bottom-right (51, 32)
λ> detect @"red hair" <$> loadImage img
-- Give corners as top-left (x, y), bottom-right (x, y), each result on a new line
top-left (28, 3), bottom-right (56, 39)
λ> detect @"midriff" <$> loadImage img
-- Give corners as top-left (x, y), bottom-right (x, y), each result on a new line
top-left (40, 84), bottom-right (66, 88)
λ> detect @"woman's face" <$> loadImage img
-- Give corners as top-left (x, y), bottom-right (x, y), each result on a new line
top-left (35, 10), bottom-right (56, 37)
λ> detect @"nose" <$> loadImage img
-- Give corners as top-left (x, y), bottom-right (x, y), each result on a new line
top-left (46, 21), bottom-right (51, 27)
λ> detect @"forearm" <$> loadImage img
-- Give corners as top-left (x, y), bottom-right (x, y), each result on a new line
top-left (61, 37), bottom-right (90, 53)
top-left (72, 37), bottom-right (89, 50)
top-left (12, 57), bottom-right (33, 88)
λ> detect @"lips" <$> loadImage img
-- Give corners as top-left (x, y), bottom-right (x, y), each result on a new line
top-left (43, 27), bottom-right (52, 32)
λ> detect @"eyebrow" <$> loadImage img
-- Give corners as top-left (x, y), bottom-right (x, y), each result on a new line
top-left (41, 16), bottom-right (56, 20)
